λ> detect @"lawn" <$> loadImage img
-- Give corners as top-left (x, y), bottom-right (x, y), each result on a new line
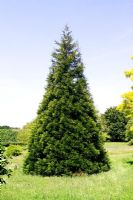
top-left (1, 142), bottom-right (133, 200)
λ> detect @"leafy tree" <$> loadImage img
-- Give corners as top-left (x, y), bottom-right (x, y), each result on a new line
top-left (17, 120), bottom-right (36, 144)
top-left (24, 26), bottom-right (110, 176)
top-left (117, 57), bottom-right (133, 141)
top-left (0, 144), bottom-right (11, 185)
top-left (104, 107), bottom-right (127, 142)
top-left (99, 114), bottom-right (110, 141)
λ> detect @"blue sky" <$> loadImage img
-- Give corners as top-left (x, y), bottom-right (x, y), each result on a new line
top-left (0, 0), bottom-right (133, 127)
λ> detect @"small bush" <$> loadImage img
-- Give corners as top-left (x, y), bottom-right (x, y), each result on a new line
top-left (0, 144), bottom-right (11, 184)
top-left (5, 145), bottom-right (22, 157)
top-left (129, 139), bottom-right (133, 146)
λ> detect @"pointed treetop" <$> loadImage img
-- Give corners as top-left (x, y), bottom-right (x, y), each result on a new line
top-left (61, 25), bottom-right (73, 42)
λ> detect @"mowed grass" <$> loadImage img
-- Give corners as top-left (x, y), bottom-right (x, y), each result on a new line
top-left (1, 143), bottom-right (133, 200)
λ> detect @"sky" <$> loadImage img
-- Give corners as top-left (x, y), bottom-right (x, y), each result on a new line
top-left (0, 0), bottom-right (133, 128)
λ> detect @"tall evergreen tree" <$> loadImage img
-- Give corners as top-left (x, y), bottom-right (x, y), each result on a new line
top-left (24, 26), bottom-right (110, 176)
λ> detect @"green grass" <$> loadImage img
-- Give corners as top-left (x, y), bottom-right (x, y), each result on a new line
top-left (1, 142), bottom-right (133, 200)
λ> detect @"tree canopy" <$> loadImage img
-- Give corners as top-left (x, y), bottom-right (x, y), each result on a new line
top-left (117, 57), bottom-right (133, 141)
top-left (103, 107), bottom-right (127, 142)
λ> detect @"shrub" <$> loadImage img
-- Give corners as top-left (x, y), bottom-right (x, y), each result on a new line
top-left (5, 145), bottom-right (22, 157)
top-left (129, 139), bottom-right (133, 146)
top-left (125, 118), bottom-right (133, 141)
top-left (0, 144), bottom-right (11, 184)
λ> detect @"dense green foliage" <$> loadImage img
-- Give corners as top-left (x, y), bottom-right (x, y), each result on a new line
top-left (24, 26), bottom-right (110, 176)
top-left (0, 126), bottom-right (19, 145)
top-left (104, 107), bottom-right (127, 142)
top-left (5, 145), bottom-right (22, 158)
top-left (0, 144), bottom-right (11, 184)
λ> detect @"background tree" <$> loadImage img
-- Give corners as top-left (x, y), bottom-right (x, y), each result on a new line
top-left (104, 107), bottom-right (127, 142)
top-left (117, 57), bottom-right (133, 142)
top-left (24, 26), bottom-right (110, 176)
top-left (17, 120), bottom-right (36, 144)
top-left (98, 114), bottom-right (110, 142)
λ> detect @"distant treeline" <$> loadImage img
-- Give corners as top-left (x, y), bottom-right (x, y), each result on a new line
top-left (0, 126), bottom-right (20, 146)
top-left (0, 125), bottom-right (19, 130)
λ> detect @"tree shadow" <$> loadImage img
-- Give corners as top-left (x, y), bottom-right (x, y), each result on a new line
top-left (127, 161), bottom-right (133, 165)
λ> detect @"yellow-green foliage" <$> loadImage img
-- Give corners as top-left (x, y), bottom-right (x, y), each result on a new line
top-left (118, 91), bottom-right (133, 118)
top-left (117, 57), bottom-right (133, 141)
top-left (17, 120), bottom-right (36, 144)
top-left (5, 145), bottom-right (22, 157)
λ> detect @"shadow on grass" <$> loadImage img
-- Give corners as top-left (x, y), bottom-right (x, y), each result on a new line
top-left (127, 161), bottom-right (133, 165)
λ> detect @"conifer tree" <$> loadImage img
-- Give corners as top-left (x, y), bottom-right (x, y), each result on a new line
top-left (24, 26), bottom-right (110, 176)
